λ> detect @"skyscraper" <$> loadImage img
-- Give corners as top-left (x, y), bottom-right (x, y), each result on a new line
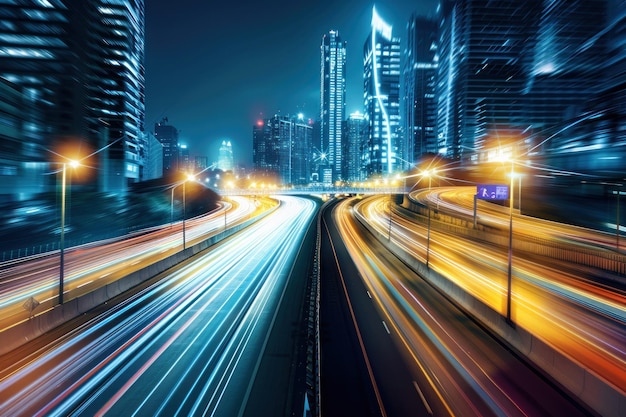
top-left (363, 8), bottom-right (402, 178)
top-left (345, 111), bottom-right (367, 181)
top-left (218, 140), bottom-right (234, 172)
top-left (0, 0), bottom-right (146, 192)
top-left (252, 114), bottom-right (312, 185)
top-left (154, 119), bottom-right (179, 174)
top-left (403, 14), bottom-right (439, 164)
top-left (320, 30), bottom-right (347, 183)
top-left (436, 0), bottom-right (537, 163)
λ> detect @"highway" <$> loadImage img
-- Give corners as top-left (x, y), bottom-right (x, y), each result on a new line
top-left (357, 192), bottom-right (626, 394)
top-left (320, 197), bottom-right (596, 417)
top-left (0, 195), bottom-right (317, 416)
top-left (0, 196), bottom-right (268, 331)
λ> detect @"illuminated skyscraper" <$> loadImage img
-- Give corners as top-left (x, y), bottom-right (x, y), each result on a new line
top-left (320, 30), bottom-right (347, 183)
top-left (403, 14), bottom-right (439, 163)
top-left (218, 140), bottom-right (234, 172)
top-left (363, 8), bottom-right (402, 177)
top-left (0, 0), bottom-right (146, 192)
top-left (436, 0), bottom-right (536, 163)
top-left (154, 118), bottom-right (179, 173)
top-left (345, 111), bottom-right (367, 181)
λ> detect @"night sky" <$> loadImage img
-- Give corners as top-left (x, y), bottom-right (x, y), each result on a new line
top-left (145, 0), bottom-right (438, 167)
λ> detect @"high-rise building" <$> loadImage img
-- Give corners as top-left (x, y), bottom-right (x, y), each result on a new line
top-left (252, 114), bottom-right (312, 185)
top-left (142, 131), bottom-right (163, 181)
top-left (218, 140), bottom-right (234, 172)
top-left (363, 7), bottom-right (402, 178)
top-left (292, 113), bottom-right (313, 185)
top-left (436, 0), bottom-right (537, 163)
top-left (253, 119), bottom-right (278, 177)
top-left (344, 111), bottom-right (367, 182)
top-left (403, 14), bottom-right (439, 164)
top-left (154, 119), bottom-right (179, 174)
top-left (320, 30), bottom-right (347, 183)
top-left (0, 0), bottom-right (146, 192)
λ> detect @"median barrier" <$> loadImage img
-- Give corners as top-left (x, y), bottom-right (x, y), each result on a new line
top-left (0, 202), bottom-right (279, 357)
top-left (354, 206), bottom-right (625, 417)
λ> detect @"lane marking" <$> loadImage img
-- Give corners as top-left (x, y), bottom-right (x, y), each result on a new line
top-left (382, 320), bottom-right (390, 334)
top-left (413, 381), bottom-right (433, 415)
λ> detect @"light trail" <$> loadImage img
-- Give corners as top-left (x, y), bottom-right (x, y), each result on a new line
top-left (0, 196), bottom-right (317, 417)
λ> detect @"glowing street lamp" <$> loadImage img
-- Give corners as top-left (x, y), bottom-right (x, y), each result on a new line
top-left (506, 158), bottom-right (515, 325)
top-left (423, 169), bottom-right (434, 268)
top-left (59, 159), bottom-right (80, 305)
top-left (182, 174), bottom-right (195, 249)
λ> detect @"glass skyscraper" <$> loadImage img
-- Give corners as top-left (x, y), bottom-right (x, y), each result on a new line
top-left (320, 30), bottom-right (346, 183)
top-left (403, 13), bottom-right (439, 164)
top-left (363, 7), bottom-right (402, 177)
top-left (436, 0), bottom-right (537, 163)
top-left (0, 0), bottom-right (146, 192)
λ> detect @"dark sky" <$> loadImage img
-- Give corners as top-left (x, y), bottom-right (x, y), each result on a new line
top-left (145, 1), bottom-right (439, 167)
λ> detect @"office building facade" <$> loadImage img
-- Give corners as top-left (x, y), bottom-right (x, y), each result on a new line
top-left (363, 8), bottom-right (402, 177)
top-left (320, 30), bottom-right (347, 183)
top-left (436, 0), bottom-right (537, 163)
top-left (403, 14), bottom-right (439, 164)
top-left (0, 0), bottom-right (146, 192)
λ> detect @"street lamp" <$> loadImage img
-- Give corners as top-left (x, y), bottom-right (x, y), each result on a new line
top-left (182, 173), bottom-right (195, 249)
top-left (421, 169), bottom-right (435, 268)
top-left (59, 160), bottom-right (80, 305)
top-left (506, 159), bottom-right (515, 325)
top-left (169, 173), bottom-right (195, 250)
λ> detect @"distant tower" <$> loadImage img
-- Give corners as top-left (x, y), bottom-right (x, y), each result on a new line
top-left (218, 140), bottom-right (234, 171)
top-left (154, 118), bottom-right (179, 174)
top-left (320, 30), bottom-right (347, 183)
top-left (345, 111), bottom-right (367, 181)
top-left (363, 7), bottom-right (402, 177)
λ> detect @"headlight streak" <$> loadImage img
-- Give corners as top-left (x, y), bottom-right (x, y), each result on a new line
top-left (0, 196), bottom-right (258, 328)
top-left (357, 194), bottom-right (626, 392)
top-left (0, 196), bottom-right (316, 417)
top-left (333, 200), bottom-right (517, 416)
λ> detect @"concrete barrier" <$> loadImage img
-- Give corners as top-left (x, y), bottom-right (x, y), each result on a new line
top-left (354, 207), bottom-right (626, 417)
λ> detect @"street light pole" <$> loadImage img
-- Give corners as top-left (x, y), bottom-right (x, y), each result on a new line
top-left (170, 187), bottom-right (174, 229)
top-left (506, 160), bottom-right (514, 325)
top-left (426, 174), bottom-right (432, 268)
top-left (182, 180), bottom-right (186, 250)
top-left (59, 163), bottom-right (67, 305)
top-left (58, 160), bottom-right (79, 305)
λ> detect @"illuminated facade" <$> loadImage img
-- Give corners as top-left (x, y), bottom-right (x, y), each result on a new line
top-left (345, 111), bottom-right (367, 182)
top-left (320, 30), bottom-right (347, 183)
top-left (0, 0), bottom-right (146, 192)
top-left (403, 13), bottom-right (439, 164)
top-left (252, 114), bottom-right (312, 185)
top-left (154, 118), bottom-right (179, 174)
top-left (218, 140), bottom-right (234, 172)
top-left (436, 0), bottom-right (535, 163)
top-left (363, 7), bottom-right (402, 177)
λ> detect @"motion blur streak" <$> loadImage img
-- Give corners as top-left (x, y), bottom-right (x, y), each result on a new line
top-left (357, 193), bottom-right (626, 392)
top-left (0, 196), bottom-right (259, 330)
top-left (0, 196), bottom-right (316, 417)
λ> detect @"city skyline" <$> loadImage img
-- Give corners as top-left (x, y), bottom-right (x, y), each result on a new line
top-left (145, 0), bottom-right (438, 166)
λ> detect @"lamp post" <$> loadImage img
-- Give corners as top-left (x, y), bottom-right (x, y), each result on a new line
top-left (613, 188), bottom-right (625, 249)
top-left (59, 160), bottom-right (79, 305)
top-left (423, 170), bottom-right (433, 268)
top-left (506, 159), bottom-right (514, 325)
top-left (169, 174), bottom-right (195, 250)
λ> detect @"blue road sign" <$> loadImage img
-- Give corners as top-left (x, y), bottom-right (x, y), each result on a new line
top-left (477, 184), bottom-right (509, 200)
